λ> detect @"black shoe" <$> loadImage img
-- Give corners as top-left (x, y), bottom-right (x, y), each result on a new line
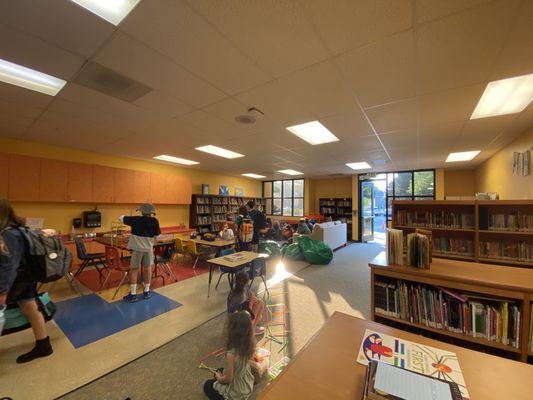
top-left (16, 336), bottom-right (53, 364)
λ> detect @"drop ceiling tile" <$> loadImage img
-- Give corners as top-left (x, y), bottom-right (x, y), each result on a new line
top-left (94, 32), bottom-right (225, 108)
top-left (0, 25), bottom-right (85, 81)
top-left (415, 0), bottom-right (491, 24)
top-left (320, 111), bottom-right (374, 141)
top-left (416, 0), bottom-right (520, 94)
top-left (121, 0), bottom-right (270, 94)
top-left (134, 90), bottom-right (194, 118)
top-left (225, 133), bottom-right (287, 156)
top-left (188, 0), bottom-right (329, 77)
top-left (336, 30), bottom-right (416, 107)
top-left (366, 98), bottom-right (418, 133)
top-left (490, 0), bottom-right (533, 80)
top-left (0, 97), bottom-right (45, 120)
top-left (304, 0), bottom-right (412, 55)
top-left (0, 114), bottom-right (34, 138)
top-left (378, 130), bottom-right (418, 149)
top-left (461, 114), bottom-right (517, 145)
top-left (418, 84), bottom-right (485, 128)
top-left (388, 147), bottom-right (418, 163)
top-left (277, 60), bottom-right (357, 118)
top-left (418, 121), bottom-right (463, 150)
top-left (0, 0), bottom-right (115, 57)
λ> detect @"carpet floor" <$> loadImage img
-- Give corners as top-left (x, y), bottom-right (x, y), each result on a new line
top-left (60, 242), bottom-right (383, 400)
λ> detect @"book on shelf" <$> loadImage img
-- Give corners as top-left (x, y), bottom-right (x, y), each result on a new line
top-left (479, 241), bottom-right (533, 262)
top-left (394, 210), bottom-right (474, 229)
top-left (374, 279), bottom-right (522, 348)
top-left (530, 308), bottom-right (533, 353)
top-left (488, 213), bottom-right (533, 232)
top-left (406, 233), bottom-right (430, 269)
top-left (432, 237), bottom-right (474, 257)
top-left (386, 229), bottom-right (403, 266)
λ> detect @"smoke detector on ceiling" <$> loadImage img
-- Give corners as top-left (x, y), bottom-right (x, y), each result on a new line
top-left (235, 107), bottom-right (264, 124)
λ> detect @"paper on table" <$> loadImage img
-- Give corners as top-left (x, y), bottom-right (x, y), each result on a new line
top-left (374, 362), bottom-right (452, 400)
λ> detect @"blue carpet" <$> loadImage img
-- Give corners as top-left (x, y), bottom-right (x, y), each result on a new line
top-left (53, 292), bottom-right (182, 348)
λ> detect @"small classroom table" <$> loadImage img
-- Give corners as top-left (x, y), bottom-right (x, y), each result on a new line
top-left (206, 251), bottom-right (262, 297)
top-left (258, 312), bottom-right (533, 400)
top-left (189, 237), bottom-right (236, 256)
top-left (95, 236), bottom-right (175, 250)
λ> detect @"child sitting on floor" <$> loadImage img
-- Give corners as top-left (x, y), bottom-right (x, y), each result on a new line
top-left (203, 311), bottom-right (255, 400)
top-left (227, 272), bottom-right (264, 335)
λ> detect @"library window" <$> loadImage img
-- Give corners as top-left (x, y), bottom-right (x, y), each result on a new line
top-left (263, 179), bottom-right (304, 217)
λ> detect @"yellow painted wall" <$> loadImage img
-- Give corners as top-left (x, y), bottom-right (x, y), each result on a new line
top-left (475, 128), bottom-right (533, 199)
top-left (1, 137), bottom-right (261, 232)
top-left (307, 177), bottom-right (352, 214)
top-left (443, 169), bottom-right (476, 198)
top-left (435, 168), bottom-right (445, 200)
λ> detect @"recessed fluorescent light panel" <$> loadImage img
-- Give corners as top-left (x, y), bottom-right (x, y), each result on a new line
top-left (470, 73), bottom-right (533, 119)
top-left (70, 0), bottom-right (141, 25)
top-left (154, 155), bottom-right (199, 166)
top-left (346, 162), bottom-right (372, 170)
top-left (278, 169), bottom-right (303, 176)
top-left (0, 58), bottom-right (66, 96)
top-left (242, 173), bottom-right (266, 179)
top-left (195, 145), bottom-right (244, 159)
top-left (445, 151), bottom-right (480, 162)
top-left (286, 121), bottom-right (339, 145)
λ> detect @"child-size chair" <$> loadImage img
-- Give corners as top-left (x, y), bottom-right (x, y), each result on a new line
top-left (249, 257), bottom-right (269, 296)
top-left (186, 240), bottom-right (215, 269)
top-left (215, 248), bottom-right (245, 290)
top-left (101, 246), bottom-right (131, 298)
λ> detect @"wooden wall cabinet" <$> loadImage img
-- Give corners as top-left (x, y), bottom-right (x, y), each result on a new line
top-left (92, 165), bottom-right (115, 203)
top-left (8, 154), bottom-right (40, 201)
top-left (114, 168), bottom-right (135, 204)
top-left (67, 162), bottom-right (93, 202)
top-left (39, 159), bottom-right (68, 202)
top-left (176, 175), bottom-right (192, 205)
top-left (150, 172), bottom-right (166, 204)
top-left (133, 170), bottom-right (151, 203)
top-left (0, 152), bottom-right (8, 198)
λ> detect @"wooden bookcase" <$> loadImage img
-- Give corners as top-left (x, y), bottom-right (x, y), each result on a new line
top-left (189, 194), bottom-right (265, 232)
top-left (392, 200), bottom-right (533, 268)
top-left (319, 197), bottom-right (353, 240)
top-left (369, 253), bottom-right (533, 363)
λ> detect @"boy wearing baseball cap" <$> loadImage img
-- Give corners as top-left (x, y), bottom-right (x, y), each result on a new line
top-left (119, 203), bottom-right (161, 302)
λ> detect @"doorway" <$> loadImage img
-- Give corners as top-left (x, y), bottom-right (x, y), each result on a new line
top-left (358, 177), bottom-right (387, 244)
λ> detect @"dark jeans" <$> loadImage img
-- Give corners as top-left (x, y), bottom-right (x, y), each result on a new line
top-left (203, 379), bottom-right (224, 400)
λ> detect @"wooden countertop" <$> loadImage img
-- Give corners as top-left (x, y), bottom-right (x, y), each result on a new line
top-left (206, 251), bottom-right (263, 268)
top-left (369, 251), bottom-right (533, 294)
top-left (259, 312), bottom-right (533, 400)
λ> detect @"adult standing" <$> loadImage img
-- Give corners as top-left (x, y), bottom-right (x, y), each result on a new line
top-left (235, 204), bottom-right (249, 251)
top-left (120, 203), bottom-right (161, 302)
top-left (0, 199), bottom-right (53, 363)
top-left (246, 200), bottom-right (266, 253)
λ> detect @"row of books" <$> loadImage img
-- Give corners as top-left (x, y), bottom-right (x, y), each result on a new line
top-left (394, 210), bottom-right (474, 229)
top-left (196, 216), bottom-right (212, 225)
top-left (212, 206), bottom-right (227, 213)
top-left (406, 233), bottom-right (430, 268)
top-left (432, 237), bottom-right (474, 256)
top-left (196, 197), bottom-right (210, 205)
top-left (530, 308), bottom-right (533, 352)
top-left (374, 280), bottom-right (522, 348)
top-left (488, 213), bottom-right (533, 232)
top-left (320, 207), bottom-right (336, 214)
top-left (479, 241), bottom-right (533, 262)
top-left (195, 205), bottom-right (211, 214)
top-left (211, 197), bottom-right (228, 205)
top-left (319, 200), bottom-right (336, 206)
top-left (337, 200), bottom-right (351, 207)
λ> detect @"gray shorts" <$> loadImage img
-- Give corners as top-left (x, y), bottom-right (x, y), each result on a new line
top-left (130, 250), bottom-right (153, 269)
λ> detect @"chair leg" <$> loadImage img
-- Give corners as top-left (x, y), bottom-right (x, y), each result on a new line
top-left (163, 262), bottom-right (178, 282)
top-left (192, 255), bottom-right (199, 269)
top-left (100, 269), bottom-right (112, 292)
top-left (215, 272), bottom-right (226, 290)
top-left (262, 275), bottom-right (270, 296)
top-left (112, 271), bottom-right (129, 300)
top-left (74, 259), bottom-right (88, 276)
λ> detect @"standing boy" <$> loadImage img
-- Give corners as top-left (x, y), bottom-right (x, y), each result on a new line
top-left (246, 200), bottom-right (266, 252)
top-left (120, 203), bottom-right (161, 302)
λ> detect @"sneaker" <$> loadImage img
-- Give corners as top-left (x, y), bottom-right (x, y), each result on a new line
top-left (143, 290), bottom-right (151, 300)
top-left (16, 336), bottom-right (53, 364)
top-left (123, 293), bottom-right (138, 303)
top-left (254, 326), bottom-right (265, 335)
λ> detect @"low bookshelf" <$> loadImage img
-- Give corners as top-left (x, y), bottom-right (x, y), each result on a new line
top-left (392, 200), bottom-right (533, 267)
top-left (369, 252), bottom-right (533, 363)
top-left (319, 197), bottom-right (353, 240)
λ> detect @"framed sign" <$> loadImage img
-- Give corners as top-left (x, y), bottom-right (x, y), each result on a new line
top-left (202, 184), bottom-right (209, 195)
top-left (235, 187), bottom-right (244, 196)
top-left (219, 185), bottom-right (229, 196)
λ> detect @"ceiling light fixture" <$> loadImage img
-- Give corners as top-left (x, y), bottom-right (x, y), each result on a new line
top-left (278, 169), bottom-right (303, 176)
top-left (70, 0), bottom-right (141, 25)
top-left (195, 145), bottom-right (244, 159)
top-left (445, 150), bottom-right (480, 162)
top-left (346, 162), bottom-right (372, 170)
top-left (470, 73), bottom-right (533, 119)
top-left (242, 173), bottom-right (266, 179)
top-left (153, 155), bottom-right (199, 166)
top-left (0, 58), bottom-right (66, 96)
top-left (286, 121), bottom-right (339, 145)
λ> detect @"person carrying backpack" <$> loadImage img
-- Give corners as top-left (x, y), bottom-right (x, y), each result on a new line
top-left (246, 201), bottom-right (266, 253)
top-left (0, 199), bottom-right (53, 363)
top-left (236, 205), bottom-right (251, 251)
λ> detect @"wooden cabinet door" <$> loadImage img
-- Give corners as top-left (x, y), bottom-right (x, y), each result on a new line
top-left (8, 154), bottom-right (40, 201)
top-left (39, 159), bottom-right (68, 202)
top-left (176, 175), bottom-right (192, 204)
top-left (166, 174), bottom-right (179, 204)
top-left (150, 172), bottom-right (167, 204)
top-left (93, 165), bottom-right (115, 203)
top-left (0, 153), bottom-right (8, 198)
top-left (67, 162), bottom-right (93, 202)
top-left (114, 168), bottom-right (135, 204)
top-left (134, 170), bottom-right (151, 203)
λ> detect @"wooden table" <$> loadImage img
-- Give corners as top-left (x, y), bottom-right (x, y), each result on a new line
top-left (95, 236), bottom-right (175, 250)
top-left (206, 251), bottom-right (262, 297)
top-left (259, 312), bottom-right (533, 400)
top-left (190, 237), bottom-right (236, 256)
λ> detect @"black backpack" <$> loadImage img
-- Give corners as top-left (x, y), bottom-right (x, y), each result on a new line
top-left (17, 228), bottom-right (72, 283)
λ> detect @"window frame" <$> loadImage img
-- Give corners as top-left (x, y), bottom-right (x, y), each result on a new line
top-left (263, 178), bottom-right (305, 217)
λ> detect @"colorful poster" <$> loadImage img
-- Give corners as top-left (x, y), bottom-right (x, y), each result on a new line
top-left (357, 329), bottom-right (469, 399)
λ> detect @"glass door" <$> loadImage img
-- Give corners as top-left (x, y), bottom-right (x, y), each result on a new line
top-left (360, 181), bottom-right (374, 242)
